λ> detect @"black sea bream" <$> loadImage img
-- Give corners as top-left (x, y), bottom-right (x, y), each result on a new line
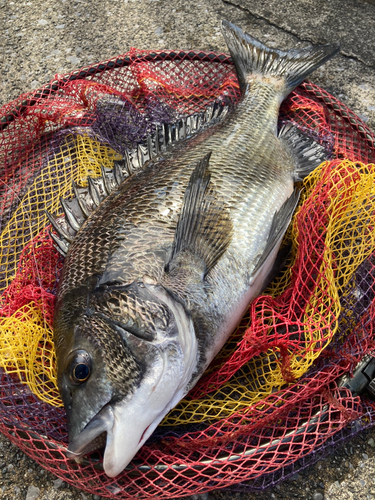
top-left (52, 21), bottom-right (339, 477)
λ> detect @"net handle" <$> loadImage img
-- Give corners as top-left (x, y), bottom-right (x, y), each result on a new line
top-left (0, 50), bottom-right (233, 132)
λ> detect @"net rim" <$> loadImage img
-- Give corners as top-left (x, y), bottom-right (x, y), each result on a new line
top-left (1, 47), bottom-right (375, 497)
top-left (0, 49), bottom-right (234, 132)
top-left (1, 49), bottom-right (374, 149)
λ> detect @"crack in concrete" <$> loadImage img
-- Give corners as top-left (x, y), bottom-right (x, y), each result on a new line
top-left (222, 0), bottom-right (312, 44)
top-left (222, 0), bottom-right (373, 69)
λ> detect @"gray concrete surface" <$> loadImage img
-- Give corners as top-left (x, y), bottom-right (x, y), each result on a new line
top-left (0, 0), bottom-right (375, 499)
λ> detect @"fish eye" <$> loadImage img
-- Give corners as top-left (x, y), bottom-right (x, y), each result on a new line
top-left (68, 350), bottom-right (92, 385)
top-left (73, 363), bottom-right (90, 382)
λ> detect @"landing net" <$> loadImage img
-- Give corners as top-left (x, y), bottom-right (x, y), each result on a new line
top-left (0, 49), bottom-right (375, 499)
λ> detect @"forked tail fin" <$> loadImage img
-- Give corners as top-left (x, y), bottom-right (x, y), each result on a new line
top-left (221, 20), bottom-right (340, 98)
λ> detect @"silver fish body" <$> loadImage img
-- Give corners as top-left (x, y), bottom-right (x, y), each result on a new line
top-left (53, 21), bottom-right (339, 477)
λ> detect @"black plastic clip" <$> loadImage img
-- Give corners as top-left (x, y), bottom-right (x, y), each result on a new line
top-left (339, 354), bottom-right (375, 397)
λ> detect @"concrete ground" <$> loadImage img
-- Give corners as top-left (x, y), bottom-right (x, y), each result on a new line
top-left (1, 0), bottom-right (375, 499)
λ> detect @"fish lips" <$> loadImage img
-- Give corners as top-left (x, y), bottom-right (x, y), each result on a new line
top-left (66, 404), bottom-right (113, 459)
top-left (66, 366), bottom-right (188, 477)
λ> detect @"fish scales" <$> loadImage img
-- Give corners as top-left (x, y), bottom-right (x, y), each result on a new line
top-left (58, 85), bottom-right (288, 314)
top-left (53, 20), bottom-right (340, 477)
top-left (57, 96), bottom-right (288, 374)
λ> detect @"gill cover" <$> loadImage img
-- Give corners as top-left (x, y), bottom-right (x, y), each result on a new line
top-left (66, 283), bottom-right (197, 477)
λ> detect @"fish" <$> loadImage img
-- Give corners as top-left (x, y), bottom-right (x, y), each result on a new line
top-left (52, 20), bottom-right (340, 477)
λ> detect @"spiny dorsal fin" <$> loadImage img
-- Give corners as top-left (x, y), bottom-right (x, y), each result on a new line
top-left (46, 165), bottom-right (125, 256)
top-left (72, 180), bottom-right (90, 218)
top-left (137, 143), bottom-right (145, 167)
top-left (113, 161), bottom-right (125, 185)
top-left (159, 101), bottom-right (229, 152)
top-left (50, 230), bottom-right (69, 256)
top-left (279, 123), bottom-right (328, 181)
top-left (60, 197), bottom-right (80, 232)
top-left (88, 177), bottom-right (100, 207)
top-left (45, 210), bottom-right (74, 243)
top-left (45, 209), bottom-right (73, 256)
top-left (46, 103), bottom-right (230, 256)
top-left (166, 152), bottom-right (233, 278)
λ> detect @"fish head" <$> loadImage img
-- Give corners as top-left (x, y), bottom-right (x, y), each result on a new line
top-left (55, 281), bottom-right (197, 477)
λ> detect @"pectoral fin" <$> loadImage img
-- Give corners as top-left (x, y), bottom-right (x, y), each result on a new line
top-left (166, 152), bottom-right (233, 278)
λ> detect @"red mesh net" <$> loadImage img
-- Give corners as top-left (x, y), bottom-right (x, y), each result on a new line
top-left (1, 49), bottom-right (375, 499)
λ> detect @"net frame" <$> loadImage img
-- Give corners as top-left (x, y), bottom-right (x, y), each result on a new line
top-left (0, 49), bottom-right (375, 499)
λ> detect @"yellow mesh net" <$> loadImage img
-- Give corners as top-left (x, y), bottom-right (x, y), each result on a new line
top-left (0, 134), bottom-right (122, 294)
top-left (1, 138), bottom-right (374, 424)
top-left (0, 304), bottom-right (60, 406)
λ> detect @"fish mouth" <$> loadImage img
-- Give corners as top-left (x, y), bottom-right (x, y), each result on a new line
top-left (66, 404), bottom-right (113, 460)
top-left (66, 388), bottom-right (184, 477)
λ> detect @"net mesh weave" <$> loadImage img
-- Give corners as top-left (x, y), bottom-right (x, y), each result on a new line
top-left (0, 49), bottom-right (375, 499)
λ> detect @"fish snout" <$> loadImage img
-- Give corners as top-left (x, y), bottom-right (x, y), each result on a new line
top-left (67, 339), bottom-right (190, 476)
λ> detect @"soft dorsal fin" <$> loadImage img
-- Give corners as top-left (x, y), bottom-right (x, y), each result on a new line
top-left (166, 152), bottom-right (233, 278)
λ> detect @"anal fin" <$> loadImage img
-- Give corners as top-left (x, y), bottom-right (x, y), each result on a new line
top-left (252, 189), bottom-right (300, 278)
top-left (279, 123), bottom-right (328, 182)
